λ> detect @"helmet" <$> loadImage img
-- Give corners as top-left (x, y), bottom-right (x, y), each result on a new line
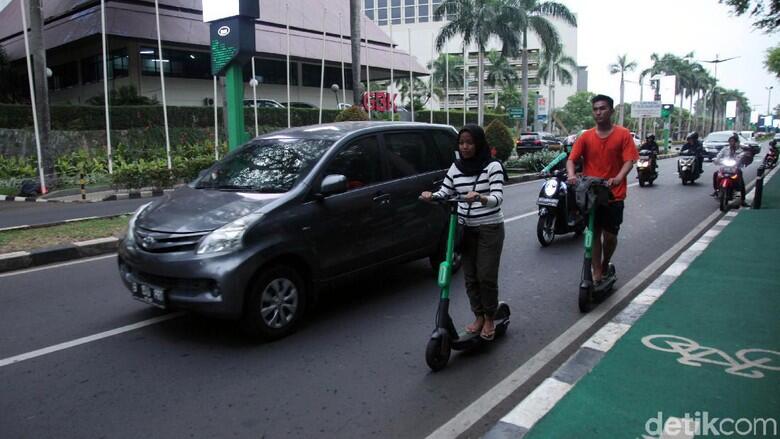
top-left (646, 134), bottom-right (656, 140)
top-left (728, 133), bottom-right (739, 143)
top-left (686, 132), bottom-right (699, 141)
top-left (770, 139), bottom-right (778, 147)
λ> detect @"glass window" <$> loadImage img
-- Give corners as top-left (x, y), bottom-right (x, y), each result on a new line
top-left (243, 58), bottom-right (298, 86)
top-left (384, 132), bottom-right (441, 178)
top-left (378, 0), bottom-right (387, 7)
top-left (48, 61), bottom-right (79, 90)
top-left (378, 7), bottom-right (387, 25)
top-left (80, 48), bottom-right (128, 84)
top-left (404, 4), bottom-right (415, 23)
top-left (391, 6), bottom-right (401, 24)
top-left (302, 64), bottom-right (354, 89)
top-left (432, 0), bottom-right (443, 21)
top-left (418, 0), bottom-right (429, 22)
top-left (366, 9), bottom-right (374, 19)
top-left (326, 137), bottom-right (382, 190)
top-left (195, 138), bottom-right (334, 193)
top-left (364, 0), bottom-right (374, 9)
top-left (140, 47), bottom-right (209, 79)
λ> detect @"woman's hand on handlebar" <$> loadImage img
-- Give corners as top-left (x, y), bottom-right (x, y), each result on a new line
top-left (419, 191), bottom-right (434, 202)
top-left (464, 191), bottom-right (483, 204)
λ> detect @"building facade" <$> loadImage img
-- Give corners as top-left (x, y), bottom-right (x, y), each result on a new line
top-left (0, 0), bottom-right (426, 108)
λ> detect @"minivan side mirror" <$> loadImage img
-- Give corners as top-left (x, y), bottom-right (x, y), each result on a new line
top-left (318, 174), bottom-right (348, 197)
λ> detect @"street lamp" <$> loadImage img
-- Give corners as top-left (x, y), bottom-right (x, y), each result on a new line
top-left (766, 86), bottom-right (774, 115)
top-left (698, 54), bottom-right (738, 133)
top-left (331, 83), bottom-right (340, 108)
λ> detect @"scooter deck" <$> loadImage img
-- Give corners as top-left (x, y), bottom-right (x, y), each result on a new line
top-left (450, 316), bottom-right (510, 350)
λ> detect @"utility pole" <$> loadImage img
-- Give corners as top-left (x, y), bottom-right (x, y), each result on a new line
top-left (29, 0), bottom-right (52, 180)
top-left (699, 54), bottom-right (738, 133)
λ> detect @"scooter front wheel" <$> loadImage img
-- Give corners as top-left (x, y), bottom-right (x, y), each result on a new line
top-left (536, 214), bottom-right (556, 247)
top-left (426, 336), bottom-right (451, 372)
top-left (578, 286), bottom-right (593, 313)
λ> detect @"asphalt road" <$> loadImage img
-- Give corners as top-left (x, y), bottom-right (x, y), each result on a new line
top-left (0, 198), bottom-right (151, 229)
top-left (0, 154), bottom-right (765, 439)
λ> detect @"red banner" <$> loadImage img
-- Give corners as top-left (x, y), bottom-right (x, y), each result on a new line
top-left (362, 91), bottom-right (397, 112)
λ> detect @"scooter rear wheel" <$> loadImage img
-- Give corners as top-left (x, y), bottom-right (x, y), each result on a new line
top-left (426, 336), bottom-right (451, 372)
top-left (578, 286), bottom-right (593, 313)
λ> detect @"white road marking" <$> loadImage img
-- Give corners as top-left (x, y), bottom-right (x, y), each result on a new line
top-left (501, 378), bottom-right (572, 429)
top-left (0, 253), bottom-right (116, 278)
top-left (582, 322), bottom-right (631, 352)
top-left (0, 312), bottom-right (185, 368)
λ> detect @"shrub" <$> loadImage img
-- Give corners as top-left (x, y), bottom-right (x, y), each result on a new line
top-left (335, 105), bottom-right (370, 122)
top-left (484, 119), bottom-right (514, 162)
top-left (515, 150), bottom-right (562, 172)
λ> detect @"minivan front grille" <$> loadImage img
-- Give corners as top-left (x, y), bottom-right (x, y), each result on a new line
top-left (134, 227), bottom-right (210, 253)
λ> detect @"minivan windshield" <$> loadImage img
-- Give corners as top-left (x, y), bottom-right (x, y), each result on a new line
top-left (194, 137), bottom-right (333, 192)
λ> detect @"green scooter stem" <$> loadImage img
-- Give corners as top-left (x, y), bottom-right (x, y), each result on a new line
top-left (541, 151), bottom-right (569, 174)
top-left (437, 206), bottom-right (459, 299)
top-left (582, 206), bottom-right (596, 283)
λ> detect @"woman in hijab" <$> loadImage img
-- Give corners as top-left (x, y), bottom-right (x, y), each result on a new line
top-left (420, 124), bottom-right (506, 340)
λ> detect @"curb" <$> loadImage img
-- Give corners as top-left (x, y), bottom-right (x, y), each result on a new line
top-left (0, 237), bottom-right (119, 274)
top-left (3, 188), bottom-right (172, 203)
top-left (482, 165), bottom-right (779, 439)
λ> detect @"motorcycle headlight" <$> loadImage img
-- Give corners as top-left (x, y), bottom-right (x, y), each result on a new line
top-left (124, 202), bottom-right (152, 247)
top-left (543, 179), bottom-right (558, 197)
top-left (196, 213), bottom-right (264, 255)
top-left (722, 158), bottom-right (737, 167)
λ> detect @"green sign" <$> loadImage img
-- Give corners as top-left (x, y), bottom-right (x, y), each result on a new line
top-left (508, 106), bottom-right (524, 119)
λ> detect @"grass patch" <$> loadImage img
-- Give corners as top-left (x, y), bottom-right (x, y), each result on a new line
top-left (0, 216), bottom-right (130, 254)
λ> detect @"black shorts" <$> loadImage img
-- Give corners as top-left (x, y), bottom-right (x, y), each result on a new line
top-left (595, 201), bottom-right (624, 235)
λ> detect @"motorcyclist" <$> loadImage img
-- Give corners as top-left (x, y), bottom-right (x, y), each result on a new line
top-left (712, 134), bottom-right (747, 206)
top-left (680, 132), bottom-right (704, 175)
top-left (639, 134), bottom-right (659, 174)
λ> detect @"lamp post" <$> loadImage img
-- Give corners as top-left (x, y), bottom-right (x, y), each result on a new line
top-left (698, 54), bottom-right (738, 133)
top-left (331, 83), bottom-right (341, 109)
top-left (766, 86), bottom-right (774, 115)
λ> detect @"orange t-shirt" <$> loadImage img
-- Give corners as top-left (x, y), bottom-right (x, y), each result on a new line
top-left (569, 126), bottom-right (639, 201)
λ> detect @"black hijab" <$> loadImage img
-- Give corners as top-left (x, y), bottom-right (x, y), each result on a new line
top-left (454, 124), bottom-right (498, 176)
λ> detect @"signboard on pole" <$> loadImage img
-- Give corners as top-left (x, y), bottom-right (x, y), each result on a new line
top-left (630, 101), bottom-right (662, 118)
top-left (659, 75), bottom-right (676, 104)
top-left (726, 100), bottom-right (738, 118)
top-left (536, 97), bottom-right (547, 116)
top-left (508, 107), bottom-right (524, 119)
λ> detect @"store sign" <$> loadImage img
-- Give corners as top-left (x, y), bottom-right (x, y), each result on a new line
top-left (362, 92), bottom-right (398, 112)
top-left (202, 0), bottom-right (258, 22)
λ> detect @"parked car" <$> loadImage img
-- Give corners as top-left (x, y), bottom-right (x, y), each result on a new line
top-left (703, 131), bottom-right (760, 161)
top-left (117, 122), bottom-right (459, 340)
top-left (516, 131), bottom-right (560, 155)
top-left (283, 101), bottom-right (318, 109)
top-left (243, 99), bottom-right (284, 109)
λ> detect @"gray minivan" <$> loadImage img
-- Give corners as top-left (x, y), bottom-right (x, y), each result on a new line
top-left (118, 122), bottom-right (459, 340)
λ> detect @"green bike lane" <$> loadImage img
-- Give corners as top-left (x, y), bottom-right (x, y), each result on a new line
top-left (494, 171), bottom-right (780, 438)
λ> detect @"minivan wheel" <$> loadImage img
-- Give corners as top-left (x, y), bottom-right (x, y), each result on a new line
top-left (241, 265), bottom-right (307, 341)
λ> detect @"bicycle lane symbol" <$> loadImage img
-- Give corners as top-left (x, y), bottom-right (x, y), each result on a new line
top-left (641, 335), bottom-right (780, 379)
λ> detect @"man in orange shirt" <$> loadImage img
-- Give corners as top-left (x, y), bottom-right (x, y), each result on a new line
top-left (566, 95), bottom-right (638, 284)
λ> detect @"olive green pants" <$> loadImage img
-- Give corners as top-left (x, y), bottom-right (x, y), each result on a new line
top-left (461, 222), bottom-right (505, 317)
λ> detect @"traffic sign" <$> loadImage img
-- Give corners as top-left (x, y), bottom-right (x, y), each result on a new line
top-left (631, 101), bottom-right (662, 118)
top-left (508, 107), bottom-right (524, 119)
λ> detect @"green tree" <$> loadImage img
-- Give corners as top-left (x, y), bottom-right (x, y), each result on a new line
top-left (513, 0), bottom-right (577, 132)
top-left (427, 53), bottom-right (464, 103)
top-left (538, 45), bottom-right (576, 130)
top-left (609, 54), bottom-right (637, 127)
top-left (557, 91), bottom-right (596, 132)
top-left (719, 0), bottom-right (780, 32)
top-left (765, 45), bottom-right (780, 77)
top-left (86, 85), bottom-right (159, 106)
top-left (434, 0), bottom-right (524, 125)
top-left (485, 50), bottom-right (518, 108)
top-left (497, 82), bottom-right (522, 110)
top-left (485, 119), bottom-right (514, 161)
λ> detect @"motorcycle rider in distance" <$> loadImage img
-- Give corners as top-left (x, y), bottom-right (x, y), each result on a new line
top-left (638, 134), bottom-right (659, 177)
top-left (681, 132), bottom-right (705, 175)
top-left (712, 134), bottom-right (747, 206)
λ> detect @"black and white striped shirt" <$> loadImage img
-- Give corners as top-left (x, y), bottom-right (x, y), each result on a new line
top-left (434, 161), bottom-right (505, 226)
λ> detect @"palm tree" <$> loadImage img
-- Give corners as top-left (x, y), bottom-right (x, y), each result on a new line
top-left (514, 0), bottom-right (577, 132)
top-left (350, 0), bottom-right (362, 106)
top-left (29, 0), bottom-right (53, 179)
top-left (539, 45), bottom-right (576, 129)
top-left (434, 0), bottom-right (523, 125)
top-left (485, 50), bottom-right (517, 108)
top-left (609, 54), bottom-right (637, 126)
top-left (427, 53), bottom-right (464, 102)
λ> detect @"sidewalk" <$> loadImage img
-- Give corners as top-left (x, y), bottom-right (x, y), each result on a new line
top-left (487, 168), bottom-right (780, 438)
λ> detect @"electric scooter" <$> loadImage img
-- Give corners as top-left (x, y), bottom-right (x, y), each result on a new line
top-left (576, 178), bottom-right (618, 313)
top-left (422, 195), bottom-right (510, 372)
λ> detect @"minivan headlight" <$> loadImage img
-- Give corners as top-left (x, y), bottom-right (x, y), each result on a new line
top-left (125, 202), bottom-right (151, 246)
top-left (196, 213), bottom-right (264, 255)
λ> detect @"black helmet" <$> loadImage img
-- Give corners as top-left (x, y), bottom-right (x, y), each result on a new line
top-left (686, 132), bottom-right (699, 140)
top-left (770, 139), bottom-right (777, 147)
top-left (646, 134), bottom-right (656, 140)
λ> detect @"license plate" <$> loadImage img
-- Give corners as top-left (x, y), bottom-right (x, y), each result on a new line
top-left (537, 197), bottom-right (558, 207)
top-left (131, 282), bottom-right (167, 309)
